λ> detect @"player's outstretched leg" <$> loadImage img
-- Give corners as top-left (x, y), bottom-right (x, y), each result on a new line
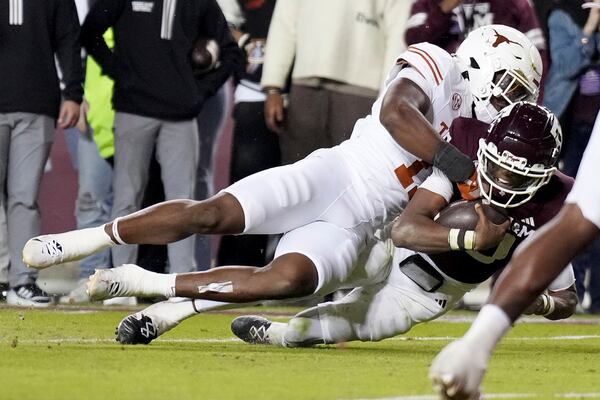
top-left (117, 297), bottom-right (261, 345)
top-left (87, 251), bottom-right (318, 303)
top-left (22, 194), bottom-right (245, 269)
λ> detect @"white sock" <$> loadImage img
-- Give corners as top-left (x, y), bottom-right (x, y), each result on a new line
top-left (142, 272), bottom-right (177, 298)
top-left (463, 304), bottom-right (512, 354)
top-left (59, 225), bottom-right (115, 257)
top-left (190, 299), bottom-right (260, 313)
top-left (152, 297), bottom-right (198, 322)
top-left (266, 322), bottom-right (288, 346)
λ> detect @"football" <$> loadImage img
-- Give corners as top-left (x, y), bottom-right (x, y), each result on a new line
top-left (190, 38), bottom-right (220, 74)
top-left (435, 199), bottom-right (509, 229)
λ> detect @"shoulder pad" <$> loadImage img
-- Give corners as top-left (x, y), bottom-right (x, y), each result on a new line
top-left (396, 43), bottom-right (453, 86)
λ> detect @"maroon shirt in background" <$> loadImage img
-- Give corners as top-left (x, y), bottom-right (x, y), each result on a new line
top-left (404, 0), bottom-right (549, 100)
top-left (427, 117), bottom-right (573, 284)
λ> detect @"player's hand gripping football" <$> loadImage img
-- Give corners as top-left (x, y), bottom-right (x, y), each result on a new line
top-left (472, 203), bottom-right (510, 251)
top-left (429, 339), bottom-right (486, 400)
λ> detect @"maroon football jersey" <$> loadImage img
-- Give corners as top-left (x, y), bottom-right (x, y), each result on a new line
top-left (428, 117), bottom-right (574, 284)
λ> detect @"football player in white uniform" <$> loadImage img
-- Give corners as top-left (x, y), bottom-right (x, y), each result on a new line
top-left (23, 26), bottom-right (541, 334)
top-left (429, 111), bottom-right (600, 400)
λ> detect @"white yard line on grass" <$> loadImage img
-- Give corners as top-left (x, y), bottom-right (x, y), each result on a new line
top-left (0, 337), bottom-right (242, 344)
top-left (389, 335), bottom-right (600, 342)
top-left (345, 392), bottom-right (600, 400)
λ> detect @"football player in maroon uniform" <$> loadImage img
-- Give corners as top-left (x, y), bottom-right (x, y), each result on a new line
top-left (430, 107), bottom-right (600, 399)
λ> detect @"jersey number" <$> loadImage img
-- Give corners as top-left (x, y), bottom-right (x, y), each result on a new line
top-left (394, 160), bottom-right (427, 198)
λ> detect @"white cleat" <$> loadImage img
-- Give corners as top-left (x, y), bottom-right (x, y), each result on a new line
top-left (22, 235), bottom-right (71, 269)
top-left (86, 264), bottom-right (150, 301)
top-left (429, 339), bottom-right (486, 400)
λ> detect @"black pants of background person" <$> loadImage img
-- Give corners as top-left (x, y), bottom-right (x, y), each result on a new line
top-left (217, 101), bottom-right (281, 267)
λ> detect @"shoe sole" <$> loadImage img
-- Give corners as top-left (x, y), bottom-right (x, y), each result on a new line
top-left (6, 294), bottom-right (53, 308)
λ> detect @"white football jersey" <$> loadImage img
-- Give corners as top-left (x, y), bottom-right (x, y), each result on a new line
top-left (566, 111), bottom-right (600, 229)
top-left (337, 43), bottom-right (473, 228)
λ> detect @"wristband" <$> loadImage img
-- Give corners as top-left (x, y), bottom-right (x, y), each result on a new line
top-left (264, 87), bottom-right (282, 95)
top-left (448, 228), bottom-right (460, 250)
top-left (448, 228), bottom-right (476, 250)
top-left (542, 294), bottom-right (556, 316)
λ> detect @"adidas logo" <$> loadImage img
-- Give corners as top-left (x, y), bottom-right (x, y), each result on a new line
top-left (41, 240), bottom-right (63, 256)
top-left (522, 217), bottom-right (535, 226)
top-left (108, 282), bottom-right (121, 296)
top-left (435, 298), bottom-right (447, 308)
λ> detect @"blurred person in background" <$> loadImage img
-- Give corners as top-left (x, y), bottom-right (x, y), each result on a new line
top-left (262, 0), bottom-right (411, 164)
top-left (0, 0), bottom-right (84, 307)
top-left (216, 0), bottom-right (282, 268)
top-left (539, 0), bottom-right (600, 314)
top-left (81, 0), bottom-right (242, 277)
top-left (405, 0), bottom-right (546, 54)
top-left (194, 84), bottom-right (230, 270)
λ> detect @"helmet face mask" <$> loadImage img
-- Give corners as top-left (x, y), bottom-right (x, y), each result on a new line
top-left (456, 25), bottom-right (543, 123)
top-left (476, 102), bottom-right (562, 208)
top-left (477, 140), bottom-right (556, 208)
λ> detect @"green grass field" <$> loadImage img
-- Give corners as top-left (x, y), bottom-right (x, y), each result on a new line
top-left (1, 306), bottom-right (599, 400)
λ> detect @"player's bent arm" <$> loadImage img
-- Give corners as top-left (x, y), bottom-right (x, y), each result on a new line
top-left (490, 204), bottom-right (600, 322)
top-left (380, 78), bottom-right (437, 161)
top-left (380, 78), bottom-right (474, 182)
top-left (392, 188), bottom-right (509, 253)
top-left (392, 189), bottom-right (455, 253)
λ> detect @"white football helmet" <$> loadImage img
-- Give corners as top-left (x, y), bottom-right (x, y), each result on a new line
top-left (456, 25), bottom-right (543, 123)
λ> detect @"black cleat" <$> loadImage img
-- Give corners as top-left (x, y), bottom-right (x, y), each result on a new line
top-left (115, 313), bottom-right (158, 345)
top-left (231, 315), bottom-right (272, 344)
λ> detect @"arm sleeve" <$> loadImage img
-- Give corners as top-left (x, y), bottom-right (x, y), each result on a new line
top-left (216, 0), bottom-right (245, 29)
top-left (404, 0), bottom-right (454, 46)
top-left (55, 0), bottom-right (84, 103)
top-left (81, 0), bottom-right (125, 79)
top-left (565, 112), bottom-right (600, 229)
top-left (419, 167), bottom-right (454, 202)
top-left (197, 0), bottom-right (244, 94)
top-left (260, 0), bottom-right (299, 89)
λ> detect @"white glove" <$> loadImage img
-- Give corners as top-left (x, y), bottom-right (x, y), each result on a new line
top-left (429, 339), bottom-right (488, 400)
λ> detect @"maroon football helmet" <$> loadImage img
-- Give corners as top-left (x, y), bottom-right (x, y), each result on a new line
top-left (477, 102), bottom-right (562, 208)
